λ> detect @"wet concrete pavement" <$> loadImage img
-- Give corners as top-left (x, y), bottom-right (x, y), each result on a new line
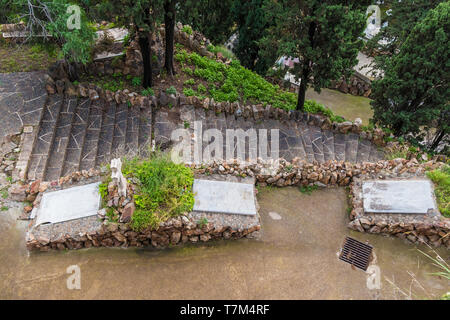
top-left (0, 187), bottom-right (448, 299)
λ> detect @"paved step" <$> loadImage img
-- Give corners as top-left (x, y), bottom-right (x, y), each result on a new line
top-left (125, 104), bottom-right (140, 156)
top-left (322, 131), bottom-right (335, 162)
top-left (44, 97), bottom-right (77, 181)
top-left (111, 103), bottom-right (129, 158)
top-left (334, 133), bottom-right (346, 162)
top-left (61, 98), bottom-right (91, 177)
top-left (309, 126), bottom-right (325, 163)
top-left (79, 100), bottom-right (103, 171)
top-left (356, 139), bottom-right (372, 163)
top-left (345, 133), bottom-right (359, 163)
top-left (138, 105), bottom-right (152, 157)
top-left (298, 124), bottom-right (315, 163)
top-left (96, 101), bottom-right (117, 166)
top-left (27, 94), bottom-right (64, 181)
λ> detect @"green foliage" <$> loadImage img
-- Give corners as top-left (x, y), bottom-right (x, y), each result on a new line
top-left (197, 83), bottom-right (207, 94)
top-left (370, 2), bottom-right (449, 151)
top-left (131, 76), bottom-right (142, 87)
top-left (426, 165), bottom-right (450, 217)
top-left (177, 0), bottom-right (235, 44)
top-left (367, 0), bottom-right (444, 56)
top-left (181, 25), bottom-right (193, 35)
top-left (207, 44), bottom-right (236, 60)
top-left (141, 87), bottom-right (155, 96)
top-left (231, 0), bottom-right (274, 74)
top-left (260, 0), bottom-right (369, 110)
top-left (299, 185), bottom-right (319, 195)
top-left (122, 153), bottom-right (195, 231)
top-left (183, 87), bottom-right (196, 97)
top-left (12, 0), bottom-right (95, 64)
top-left (166, 85), bottom-right (177, 95)
top-left (184, 78), bottom-right (196, 86)
top-left (197, 217), bottom-right (208, 228)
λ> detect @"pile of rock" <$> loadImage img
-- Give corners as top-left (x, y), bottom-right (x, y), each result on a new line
top-left (332, 73), bottom-right (372, 97)
top-left (189, 157), bottom-right (445, 188)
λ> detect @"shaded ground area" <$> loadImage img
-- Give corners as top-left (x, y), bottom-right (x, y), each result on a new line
top-left (0, 41), bottom-right (59, 73)
top-left (306, 88), bottom-right (373, 125)
top-left (0, 187), bottom-right (448, 299)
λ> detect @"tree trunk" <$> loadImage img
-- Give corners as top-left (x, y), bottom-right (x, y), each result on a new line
top-left (430, 129), bottom-right (445, 151)
top-left (296, 66), bottom-right (310, 111)
top-left (138, 31), bottom-right (153, 88)
top-left (164, 0), bottom-right (176, 76)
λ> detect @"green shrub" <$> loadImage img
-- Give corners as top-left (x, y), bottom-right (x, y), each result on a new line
top-left (183, 87), bottom-right (196, 97)
top-left (122, 153), bottom-right (195, 231)
top-left (131, 77), bottom-right (142, 87)
top-left (197, 84), bottom-right (207, 94)
top-left (182, 25), bottom-right (193, 35)
top-left (426, 166), bottom-right (450, 217)
top-left (166, 86), bottom-right (177, 95)
top-left (141, 87), bottom-right (155, 96)
top-left (184, 78), bottom-right (196, 86)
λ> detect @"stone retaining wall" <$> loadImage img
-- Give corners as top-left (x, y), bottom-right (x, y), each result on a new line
top-left (349, 176), bottom-right (450, 249)
top-left (24, 173), bottom-right (261, 251)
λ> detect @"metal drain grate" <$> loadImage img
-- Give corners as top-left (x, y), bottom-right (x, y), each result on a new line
top-left (339, 237), bottom-right (373, 271)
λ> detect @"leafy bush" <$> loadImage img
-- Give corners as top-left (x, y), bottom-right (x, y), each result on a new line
top-left (207, 44), bottom-right (236, 60)
top-left (184, 78), bottom-right (196, 86)
top-left (131, 76), bottom-right (142, 87)
top-left (122, 154), bottom-right (195, 231)
top-left (183, 87), bottom-right (196, 97)
top-left (166, 86), bottom-right (177, 95)
top-left (141, 87), bottom-right (155, 96)
top-left (182, 25), bottom-right (193, 35)
top-left (426, 165), bottom-right (450, 217)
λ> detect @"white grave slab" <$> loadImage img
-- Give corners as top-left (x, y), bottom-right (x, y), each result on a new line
top-left (193, 179), bottom-right (257, 216)
top-left (363, 180), bottom-right (437, 215)
top-left (35, 182), bottom-right (101, 226)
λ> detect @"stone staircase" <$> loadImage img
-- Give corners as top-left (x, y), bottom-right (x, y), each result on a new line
top-left (26, 94), bottom-right (152, 182)
top-left (154, 105), bottom-right (385, 164)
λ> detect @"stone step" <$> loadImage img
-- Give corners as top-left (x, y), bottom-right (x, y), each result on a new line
top-left (79, 100), bottom-right (103, 171)
top-left (27, 94), bottom-right (64, 181)
top-left (345, 133), bottom-right (359, 163)
top-left (61, 98), bottom-right (91, 177)
top-left (356, 139), bottom-right (372, 163)
top-left (322, 130), bottom-right (335, 162)
top-left (95, 101), bottom-right (117, 167)
top-left (298, 124), bottom-right (315, 163)
top-left (138, 106), bottom-right (153, 157)
top-left (44, 97), bottom-right (77, 181)
top-left (309, 126), bottom-right (325, 163)
top-left (111, 103), bottom-right (129, 158)
top-left (125, 104), bottom-right (140, 157)
top-left (369, 146), bottom-right (384, 162)
top-left (334, 133), bottom-right (346, 162)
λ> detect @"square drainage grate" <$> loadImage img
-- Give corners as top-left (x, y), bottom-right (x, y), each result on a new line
top-left (339, 237), bottom-right (373, 271)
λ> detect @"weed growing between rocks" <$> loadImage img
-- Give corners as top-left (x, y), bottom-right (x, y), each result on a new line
top-left (426, 165), bottom-right (450, 217)
top-left (121, 153), bottom-right (195, 231)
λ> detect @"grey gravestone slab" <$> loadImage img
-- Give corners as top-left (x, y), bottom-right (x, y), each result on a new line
top-left (363, 180), bottom-right (438, 215)
top-left (35, 182), bottom-right (101, 226)
top-left (193, 179), bottom-right (256, 216)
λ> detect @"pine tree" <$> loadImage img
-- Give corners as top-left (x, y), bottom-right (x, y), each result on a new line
top-left (370, 1), bottom-right (449, 151)
top-left (261, 0), bottom-right (370, 111)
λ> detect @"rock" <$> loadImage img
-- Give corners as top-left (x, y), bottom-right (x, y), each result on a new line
top-left (170, 231), bottom-right (181, 244)
top-left (8, 184), bottom-right (27, 201)
top-left (120, 202), bottom-right (135, 223)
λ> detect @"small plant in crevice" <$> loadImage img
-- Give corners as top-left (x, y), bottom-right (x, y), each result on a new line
top-left (299, 185), bottom-right (318, 195)
top-left (197, 217), bottom-right (208, 228)
top-left (141, 87), bottom-right (155, 97)
top-left (166, 86), bottom-right (177, 95)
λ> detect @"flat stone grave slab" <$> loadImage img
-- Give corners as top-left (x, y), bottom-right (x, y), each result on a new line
top-left (362, 180), bottom-right (438, 215)
top-left (193, 179), bottom-right (257, 216)
top-left (35, 182), bottom-right (101, 226)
